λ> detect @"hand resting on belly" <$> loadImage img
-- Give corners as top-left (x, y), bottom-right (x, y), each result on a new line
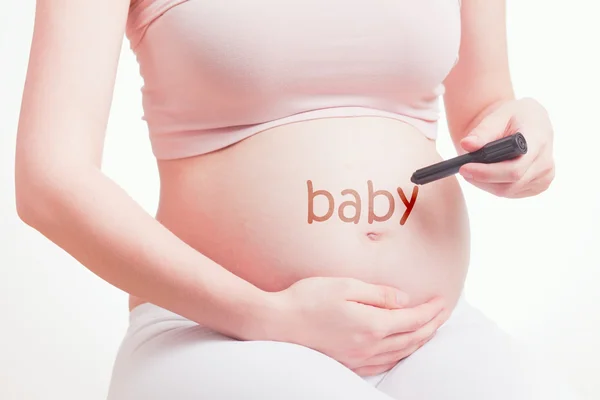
top-left (252, 276), bottom-right (449, 377)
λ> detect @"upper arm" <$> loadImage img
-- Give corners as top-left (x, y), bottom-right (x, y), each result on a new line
top-left (15, 0), bottom-right (130, 177)
top-left (443, 0), bottom-right (515, 141)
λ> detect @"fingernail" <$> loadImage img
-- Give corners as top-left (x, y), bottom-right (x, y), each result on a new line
top-left (461, 171), bottom-right (473, 180)
top-left (396, 292), bottom-right (410, 306)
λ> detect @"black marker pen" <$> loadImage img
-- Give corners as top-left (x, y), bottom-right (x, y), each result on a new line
top-left (411, 132), bottom-right (528, 185)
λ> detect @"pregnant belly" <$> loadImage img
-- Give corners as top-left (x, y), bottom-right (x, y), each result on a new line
top-left (146, 117), bottom-right (471, 310)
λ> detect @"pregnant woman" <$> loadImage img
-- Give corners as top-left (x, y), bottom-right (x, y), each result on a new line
top-left (15, 0), bottom-right (571, 399)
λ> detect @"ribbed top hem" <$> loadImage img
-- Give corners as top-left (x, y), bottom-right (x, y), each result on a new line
top-left (149, 107), bottom-right (438, 160)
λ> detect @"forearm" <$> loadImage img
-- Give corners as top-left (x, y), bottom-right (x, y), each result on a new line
top-left (443, 0), bottom-right (515, 152)
top-left (15, 164), bottom-right (276, 339)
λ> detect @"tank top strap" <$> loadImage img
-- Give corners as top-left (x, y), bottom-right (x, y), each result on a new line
top-left (127, 0), bottom-right (190, 49)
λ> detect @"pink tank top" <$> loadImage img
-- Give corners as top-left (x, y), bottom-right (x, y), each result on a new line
top-left (126, 0), bottom-right (462, 160)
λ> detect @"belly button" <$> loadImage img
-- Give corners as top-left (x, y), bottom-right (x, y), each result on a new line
top-left (366, 232), bottom-right (383, 241)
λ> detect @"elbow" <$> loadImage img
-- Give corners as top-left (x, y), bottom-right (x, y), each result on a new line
top-left (14, 160), bottom-right (66, 229)
top-left (15, 194), bottom-right (44, 229)
top-left (15, 197), bottom-right (33, 227)
top-left (15, 167), bottom-right (48, 228)
top-left (15, 163), bottom-right (33, 224)
top-left (15, 156), bottom-right (98, 231)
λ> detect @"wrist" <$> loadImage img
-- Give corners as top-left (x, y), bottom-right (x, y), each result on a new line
top-left (238, 289), bottom-right (294, 342)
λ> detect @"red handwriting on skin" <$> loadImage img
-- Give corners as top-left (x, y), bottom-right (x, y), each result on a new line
top-left (307, 180), bottom-right (419, 225)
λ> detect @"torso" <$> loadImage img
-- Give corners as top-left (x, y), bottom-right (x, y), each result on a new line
top-left (127, 0), bottom-right (468, 312)
top-left (130, 117), bottom-right (470, 311)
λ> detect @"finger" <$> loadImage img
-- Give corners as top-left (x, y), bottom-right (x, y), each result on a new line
top-left (513, 158), bottom-right (556, 195)
top-left (463, 158), bottom-right (554, 198)
top-left (509, 188), bottom-right (536, 199)
top-left (343, 279), bottom-right (410, 309)
top-left (511, 170), bottom-right (555, 198)
top-left (463, 178), bottom-right (514, 197)
top-left (364, 333), bottom-right (433, 366)
top-left (352, 362), bottom-right (398, 377)
top-left (459, 156), bottom-right (534, 184)
top-left (460, 134), bottom-right (547, 185)
top-left (379, 304), bottom-right (447, 352)
top-left (383, 296), bottom-right (445, 334)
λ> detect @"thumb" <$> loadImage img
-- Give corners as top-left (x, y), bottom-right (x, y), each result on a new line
top-left (460, 106), bottom-right (513, 153)
top-left (344, 279), bottom-right (410, 309)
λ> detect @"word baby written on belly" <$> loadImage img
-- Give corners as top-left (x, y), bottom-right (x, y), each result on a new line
top-left (307, 180), bottom-right (419, 225)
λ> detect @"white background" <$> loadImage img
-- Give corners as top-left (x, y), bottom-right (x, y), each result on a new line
top-left (1, 1), bottom-right (599, 399)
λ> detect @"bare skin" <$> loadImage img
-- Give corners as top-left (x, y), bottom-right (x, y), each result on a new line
top-left (15, 0), bottom-right (517, 377)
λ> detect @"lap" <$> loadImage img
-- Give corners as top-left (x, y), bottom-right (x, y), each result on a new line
top-left (376, 297), bottom-right (580, 400)
top-left (107, 297), bottom-right (581, 400)
top-left (107, 303), bottom-right (393, 400)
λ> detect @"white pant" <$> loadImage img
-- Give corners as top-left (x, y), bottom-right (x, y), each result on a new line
top-left (107, 295), bottom-right (581, 400)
